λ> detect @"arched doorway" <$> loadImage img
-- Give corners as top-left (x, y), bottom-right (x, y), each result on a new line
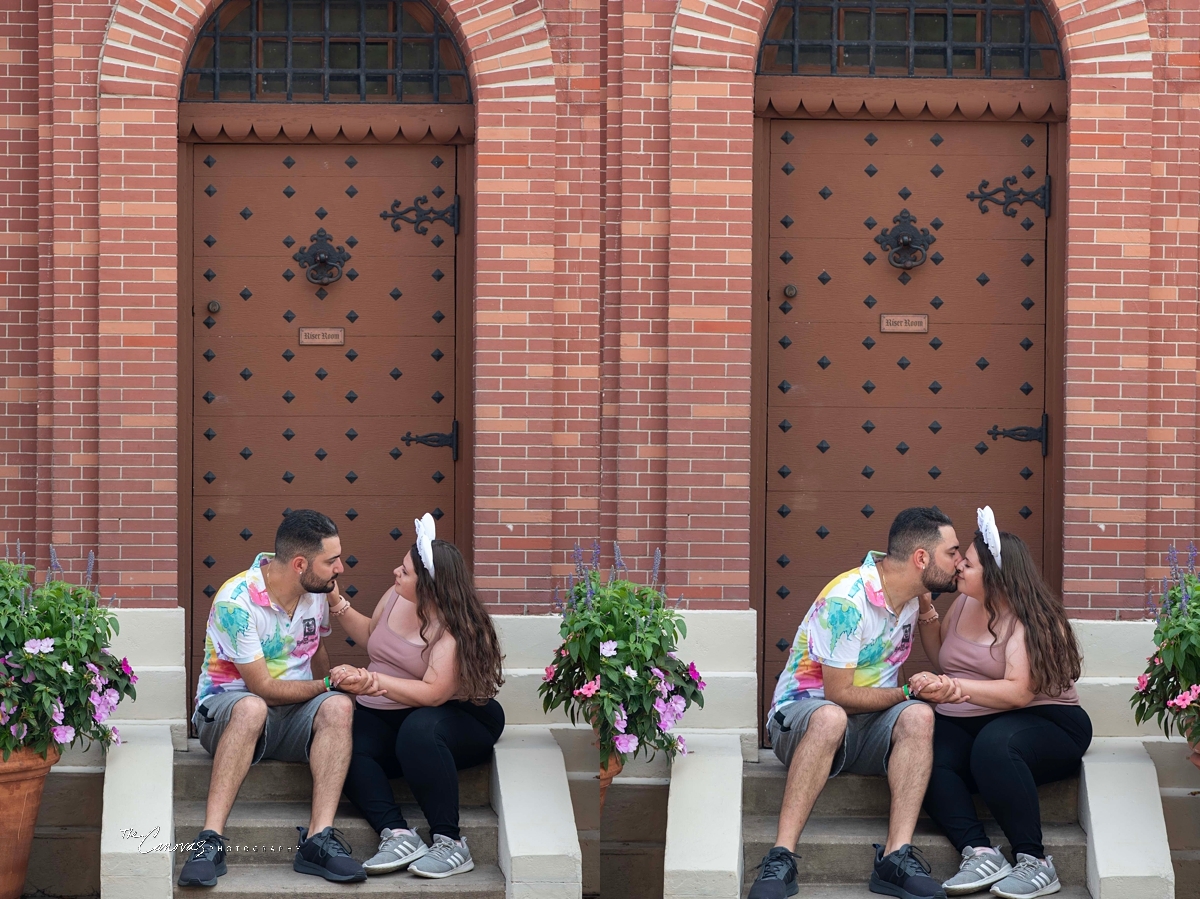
top-left (177, 0), bottom-right (475, 698)
top-left (750, 0), bottom-right (1069, 729)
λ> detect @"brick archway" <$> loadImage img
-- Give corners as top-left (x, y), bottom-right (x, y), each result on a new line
top-left (94, 0), bottom-right (558, 602)
top-left (663, 0), bottom-right (1159, 611)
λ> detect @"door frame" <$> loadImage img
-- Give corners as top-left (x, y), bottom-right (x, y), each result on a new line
top-left (750, 77), bottom-right (1068, 740)
top-left (176, 107), bottom-right (477, 710)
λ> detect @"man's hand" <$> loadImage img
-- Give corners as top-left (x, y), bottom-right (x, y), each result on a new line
top-left (908, 671), bottom-right (969, 704)
top-left (333, 666), bottom-right (387, 696)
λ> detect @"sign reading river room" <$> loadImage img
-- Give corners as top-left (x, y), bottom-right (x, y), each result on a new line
top-left (298, 327), bottom-right (345, 346)
top-left (879, 314), bottom-right (929, 334)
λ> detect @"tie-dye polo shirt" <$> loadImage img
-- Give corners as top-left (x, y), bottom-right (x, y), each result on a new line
top-left (194, 552), bottom-right (332, 706)
top-left (770, 550), bottom-right (918, 718)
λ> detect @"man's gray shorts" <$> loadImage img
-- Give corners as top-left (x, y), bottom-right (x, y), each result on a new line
top-left (768, 697), bottom-right (924, 777)
top-left (192, 690), bottom-right (344, 765)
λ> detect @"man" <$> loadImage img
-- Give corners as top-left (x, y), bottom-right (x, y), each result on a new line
top-left (748, 507), bottom-right (966, 899)
top-left (178, 509), bottom-right (367, 887)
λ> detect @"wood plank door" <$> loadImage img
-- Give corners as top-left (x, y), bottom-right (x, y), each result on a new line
top-left (761, 120), bottom-right (1053, 722)
top-left (190, 143), bottom-right (461, 689)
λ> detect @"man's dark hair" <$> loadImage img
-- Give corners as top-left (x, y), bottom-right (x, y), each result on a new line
top-left (275, 509), bottom-right (338, 563)
top-left (886, 507), bottom-right (953, 561)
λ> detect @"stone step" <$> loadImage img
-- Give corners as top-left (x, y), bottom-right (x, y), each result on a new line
top-left (742, 816), bottom-right (1088, 886)
top-left (174, 800), bottom-right (498, 868)
top-left (743, 757), bottom-right (1079, 823)
top-left (1174, 849), bottom-right (1200, 899)
top-left (171, 861), bottom-right (506, 898)
top-left (175, 739), bottom-right (491, 806)
top-left (777, 887), bottom-right (1091, 898)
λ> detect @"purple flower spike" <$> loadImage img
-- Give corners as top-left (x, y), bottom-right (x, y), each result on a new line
top-left (652, 548), bottom-right (662, 587)
top-left (613, 543), bottom-right (626, 572)
top-left (86, 550), bottom-right (95, 587)
top-left (1190, 542), bottom-right (1198, 574)
top-left (591, 540), bottom-right (601, 571)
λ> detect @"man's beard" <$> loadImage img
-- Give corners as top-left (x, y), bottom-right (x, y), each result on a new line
top-left (920, 562), bottom-right (958, 594)
top-left (300, 569), bottom-right (336, 594)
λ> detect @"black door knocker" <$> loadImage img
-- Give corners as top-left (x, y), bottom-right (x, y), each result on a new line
top-left (874, 209), bottom-right (937, 270)
top-left (293, 228), bottom-right (352, 285)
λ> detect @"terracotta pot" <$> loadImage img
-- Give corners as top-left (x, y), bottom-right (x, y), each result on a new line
top-left (1189, 739), bottom-right (1200, 773)
top-left (599, 752), bottom-right (624, 815)
top-left (0, 745), bottom-right (60, 899)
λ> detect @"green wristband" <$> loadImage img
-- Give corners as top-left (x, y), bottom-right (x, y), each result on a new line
top-left (902, 684), bottom-right (912, 699)
top-left (324, 675), bottom-right (332, 692)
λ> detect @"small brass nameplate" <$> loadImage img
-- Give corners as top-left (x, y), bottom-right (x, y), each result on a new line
top-left (298, 327), bottom-right (345, 346)
top-left (880, 314), bottom-right (929, 334)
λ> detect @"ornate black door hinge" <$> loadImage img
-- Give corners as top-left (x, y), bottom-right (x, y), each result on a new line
top-left (380, 195), bottom-right (460, 235)
top-left (987, 412), bottom-right (1048, 457)
top-left (293, 228), bottom-right (352, 285)
top-left (875, 209), bottom-right (937, 270)
top-left (401, 419), bottom-right (458, 461)
top-left (967, 174), bottom-right (1051, 219)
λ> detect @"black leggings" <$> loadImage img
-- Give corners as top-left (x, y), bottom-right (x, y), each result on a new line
top-left (923, 705), bottom-right (1092, 859)
top-left (342, 700), bottom-right (504, 840)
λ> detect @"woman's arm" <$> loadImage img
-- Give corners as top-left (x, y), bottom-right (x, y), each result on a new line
top-left (330, 582), bottom-right (389, 646)
top-left (950, 621), bottom-right (1035, 710)
top-left (916, 593), bottom-right (954, 672)
top-left (347, 633), bottom-right (461, 708)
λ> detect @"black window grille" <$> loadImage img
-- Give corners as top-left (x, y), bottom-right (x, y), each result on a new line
top-left (758, 0), bottom-right (1063, 78)
top-left (182, 0), bottom-right (471, 102)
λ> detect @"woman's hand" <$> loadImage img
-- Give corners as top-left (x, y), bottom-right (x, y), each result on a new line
top-left (909, 671), bottom-right (969, 704)
top-left (330, 665), bottom-right (387, 696)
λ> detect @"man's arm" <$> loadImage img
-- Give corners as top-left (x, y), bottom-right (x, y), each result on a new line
top-left (822, 665), bottom-right (907, 714)
top-left (236, 657), bottom-right (329, 707)
top-left (310, 643), bottom-right (331, 680)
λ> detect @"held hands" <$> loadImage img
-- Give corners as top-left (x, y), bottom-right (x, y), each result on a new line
top-left (908, 671), bottom-right (969, 704)
top-left (329, 664), bottom-right (388, 696)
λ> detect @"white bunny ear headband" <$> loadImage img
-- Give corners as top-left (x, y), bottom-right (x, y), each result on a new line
top-left (414, 513), bottom-right (436, 576)
top-left (977, 506), bottom-right (1002, 569)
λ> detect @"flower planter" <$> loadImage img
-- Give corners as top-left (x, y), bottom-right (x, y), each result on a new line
top-left (1189, 738), bottom-right (1200, 772)
top-left (0, 745), bottom-right (60, 899)
top-left (599, 752), bottom-right (623, 815)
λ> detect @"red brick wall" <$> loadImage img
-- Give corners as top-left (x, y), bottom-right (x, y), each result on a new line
top-left (2, 0), bottom-right (1198, 618)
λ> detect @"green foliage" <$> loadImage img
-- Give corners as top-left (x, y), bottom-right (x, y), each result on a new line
top-left (0, 556), bottom-right (137, 760)
top-left (1131, 545), bottom-right (1200, 745)
top-left (537, 546), bottom-right (705, 766)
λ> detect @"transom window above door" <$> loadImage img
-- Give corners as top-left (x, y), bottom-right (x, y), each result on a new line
top-left (758, 0), bottom-right (1063, 79)
top-left (183, 0), bottom-right (470, 103)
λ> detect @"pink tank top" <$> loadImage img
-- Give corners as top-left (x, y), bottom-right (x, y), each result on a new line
top-left (936, 595), bottom-right (1079, 717)
top-left (357, 589), bottom-right (431, 710)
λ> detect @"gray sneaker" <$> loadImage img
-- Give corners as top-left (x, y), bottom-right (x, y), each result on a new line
top-left (989, 853), bottom-right (1060, 899)
top-left (943, 846), bottom-right (1012, 895)
top-left (362, 828), bottom-right (429, 874)
top-left (408, 834), bottom-right (475, 879)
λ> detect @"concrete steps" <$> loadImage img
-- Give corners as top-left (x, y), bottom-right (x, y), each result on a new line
top-left (780, 887), bottom-right (1091, 899)
top-left (1143, 740), bottom-right (1200, 899)
top-left (174, 739), bottom-right (503, 899)
top-left (742, 758), bottom-right (1089, 895)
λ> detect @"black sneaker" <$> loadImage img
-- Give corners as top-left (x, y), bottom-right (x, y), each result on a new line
top-left (177, 829), bottom-right (227, 887)
top-left (294, 825), bottom-right (367, 882)
top-left (870, 843), bottom-right (947, 899)
top-left (747, 846), bottom-right (801, 899)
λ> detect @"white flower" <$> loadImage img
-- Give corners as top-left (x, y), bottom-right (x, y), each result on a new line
top-left (624, 666), bottom-right (637, 678)
top-left (599, 640), bottom-right (618, 657)
top-left (61, 662), bottom-right (73, 674)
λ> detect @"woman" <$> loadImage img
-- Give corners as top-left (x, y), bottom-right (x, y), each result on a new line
top-left (915, 507), bottom-right (1091, 898)
top-left (330, 514), bottom-right (505, 879)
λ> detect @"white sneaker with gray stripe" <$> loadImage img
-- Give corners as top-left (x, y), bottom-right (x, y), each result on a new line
top-left (408, 834), bottom-right (474, 879)
top-left (362, 828), bottom-right (429, 874)
top-left (989, 853), bottom-right (1061, 898)
top-left (942, 845), bottom-right (1012, 894)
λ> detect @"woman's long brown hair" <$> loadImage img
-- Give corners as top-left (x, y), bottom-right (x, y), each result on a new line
top-left (410, 539), bottom-right (505, 703)
top-left (974, 531), bottom-right (1081, 696)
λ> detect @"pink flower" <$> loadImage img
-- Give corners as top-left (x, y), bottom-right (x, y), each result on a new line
top-left (85, 662), bottom-right (100, 676)
top-left (670, 694), bottom-right (686, 716)
top-left (23, 637), bottom-right (54, 654)
top-left (1137, 674), bottom-right (1150, 693)
top-left (675, 735), bottom-right (687, 755)
top-left (543, 664), bottom-right (557, 682)
top-left (688, 661), bottom-right (703, 682)
top-left (650, 666), bottom-right (666, 681)
top-left (0, 700), bottom-right (14, 725)
top-left (111, 727), bottom-right (121, 745)
top-left (10, 722), bottom-right (28, 741)
top-left (51, 698), bottom-right (64, 725)
top-left (599, 641), bottom-right (618, 657)
top-left (120, 657), bottom-right (135, 677)
top-left (560, 648), bottom-right (569, 657)
top-left (614, 704), bottom-right (627, 734)
top-left (614, 733), bottom-right (639, 754)
top-left (573, 675), bottom-right (601, 698)
top-left (20, 669), bottom-right (35, 684)
top-left (51, 725), bottom-right (75, 744)
top-left (1155, 657), bottom-right (1162, 666)
top-left (654, 696), bottom-right (681, 731)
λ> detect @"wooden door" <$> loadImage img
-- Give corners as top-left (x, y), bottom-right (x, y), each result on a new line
top-left (762, 120), bottom-right (1052, 719)
top-left (190, 143), bottom-right (460, 683)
